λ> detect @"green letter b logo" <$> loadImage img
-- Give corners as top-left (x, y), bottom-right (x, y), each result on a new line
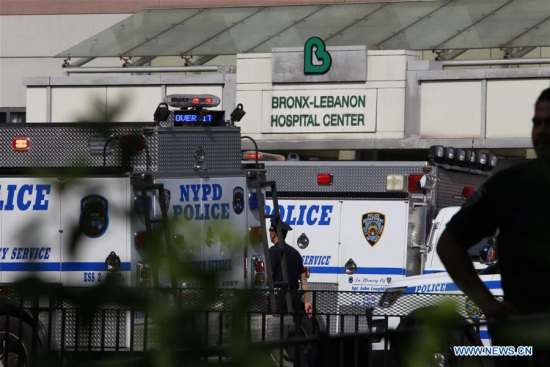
top-left (304, 37), bottom-right (332, 75)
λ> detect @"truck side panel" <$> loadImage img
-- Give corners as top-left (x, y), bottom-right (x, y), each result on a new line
top-left (60, 177), bottom-right (131, 286)
top-left (1, 177), bottom-right (61, 284)
top-left (266, 199), bottom-right (410, 291)
top-left (338, 200), bottom-right (409, 292)
top-left (266, 199), bottom-right (342, 284)
top-left (0, 176), bottom-right (131, 286)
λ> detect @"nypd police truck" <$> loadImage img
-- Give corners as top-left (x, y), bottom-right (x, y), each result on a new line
top-left (0, 95), bottom-right (283, 363)
top-left (262, 148), bottom-right (496, 297)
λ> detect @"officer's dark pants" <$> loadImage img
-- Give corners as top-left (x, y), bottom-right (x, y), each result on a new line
top-left (274, 290), bottom-right (312, 367)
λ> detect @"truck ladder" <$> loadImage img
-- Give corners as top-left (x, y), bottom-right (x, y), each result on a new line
top-left (254, 180), bottom-right (293, 314)
top-left (138, 182), bottom-right (178, 289)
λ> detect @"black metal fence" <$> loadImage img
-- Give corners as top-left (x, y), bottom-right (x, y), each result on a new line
top-left (0, 286), bottom-right (529, 367)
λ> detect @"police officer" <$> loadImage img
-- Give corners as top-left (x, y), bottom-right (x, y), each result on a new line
top-left (269, 218), bottom-right (313, 318)
top-left (437, 88), bottom-right (550, 367)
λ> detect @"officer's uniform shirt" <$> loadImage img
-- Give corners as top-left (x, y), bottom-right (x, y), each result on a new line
top-left (446, 159), bottom-right (550, 314)
top-left (269, 242), bottom-right (305, 291)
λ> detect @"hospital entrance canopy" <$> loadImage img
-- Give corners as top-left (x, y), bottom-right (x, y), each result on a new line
top-left (58, 0), bottom-right (550, 60)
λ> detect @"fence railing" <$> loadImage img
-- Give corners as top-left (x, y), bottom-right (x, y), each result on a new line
top-left (0, 286), bottom-right (541, 367)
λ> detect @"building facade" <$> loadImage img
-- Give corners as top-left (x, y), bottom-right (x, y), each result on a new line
top-left (2, 0), bottom-right (549, 164)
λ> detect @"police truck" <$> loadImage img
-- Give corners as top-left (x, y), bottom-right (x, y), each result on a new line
top-left (262, 148), bottom-right (496, 297)
top-left (0, 95), bottom-right (283, 364)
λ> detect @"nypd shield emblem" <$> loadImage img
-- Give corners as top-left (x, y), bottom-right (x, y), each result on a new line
top-left (233, 187), bottom-right (244, 215)
top-left (362, 212), bottom-right (385, 247)
top-left (80, 194), bottom-right (109, 238)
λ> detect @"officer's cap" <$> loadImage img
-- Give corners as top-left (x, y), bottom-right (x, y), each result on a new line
top-left (270, 218), bottom-right (293, 232)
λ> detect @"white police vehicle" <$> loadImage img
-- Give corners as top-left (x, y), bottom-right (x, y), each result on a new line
top-left (0, 95), bottom-right (282, 361)
top-left (262, 149), bottom-right (495, 296)
top-left (376, 206), bottom-right (500, 366)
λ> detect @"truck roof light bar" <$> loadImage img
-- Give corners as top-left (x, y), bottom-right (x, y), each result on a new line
top-left (165, 94), bottom-right (220, 109)
top-left (428, 145), bottom-right (497, 171)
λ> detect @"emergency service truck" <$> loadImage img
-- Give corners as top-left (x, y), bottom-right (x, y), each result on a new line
top-left (262, 151), bottom-right (495, 296)
top-left (0, 95), bottom-right (288, 364)
top-left (376, 205), bottom-right (500, 367)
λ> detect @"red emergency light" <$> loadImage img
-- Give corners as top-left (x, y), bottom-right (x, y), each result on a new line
top-left (13, 138), bottom-right (30, 151)
top-left (408, 174), bottom-right (423, 192)
top-left (317, 173), bottom-right (333, 185)
top-left (461, 186), bottom-right (478, 198)
top-left (192, 98), bottom-right (200, 104)
top-left (120, 135), bottom-right (146, 152)
top-left (245, 152), bottom-right (262, 160)
top-left (205, 98), bottom-right (212, 104)
top-left (252, 255), bottom-right (265, 285)
top-left (254, 260), bottom-right (265, 273)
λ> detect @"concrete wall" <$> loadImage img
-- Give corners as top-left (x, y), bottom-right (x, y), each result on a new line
top-left (0, 14), bottom-right (128, 108)
top-left (24, 75), bottom-right (229, 123)
top-left (236, 49), bottom-right (418, 150)
top-left (407, 64), bottom-right (550, 149)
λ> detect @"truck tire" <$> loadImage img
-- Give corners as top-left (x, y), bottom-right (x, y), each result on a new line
top-left (270, 314), bottom-right (325, 367)
top-left (390, 308), bottom-right (485, 367)
top-left (0, 316), bottom-right (43, 367)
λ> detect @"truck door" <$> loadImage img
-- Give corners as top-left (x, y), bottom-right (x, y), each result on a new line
top-left (60, 177), bottom-right (130, 286)
top-left (161, 178), bottom-right (203, 286)
top-left (160, 177), bottom-right (248, 288)
top-left (1, 177), bottom-right (61, 283)
top-left (266, 199), bottom-right (341, 285)
top-left (425, 207), bottom-right (460, 273)
top-left (200, 177), bottom-right (247, 288)
top-left (338, 200), bottom-right (409, 292)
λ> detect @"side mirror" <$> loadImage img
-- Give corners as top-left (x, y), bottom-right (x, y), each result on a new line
top-left (478, 243), bottom-right (496, 264)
